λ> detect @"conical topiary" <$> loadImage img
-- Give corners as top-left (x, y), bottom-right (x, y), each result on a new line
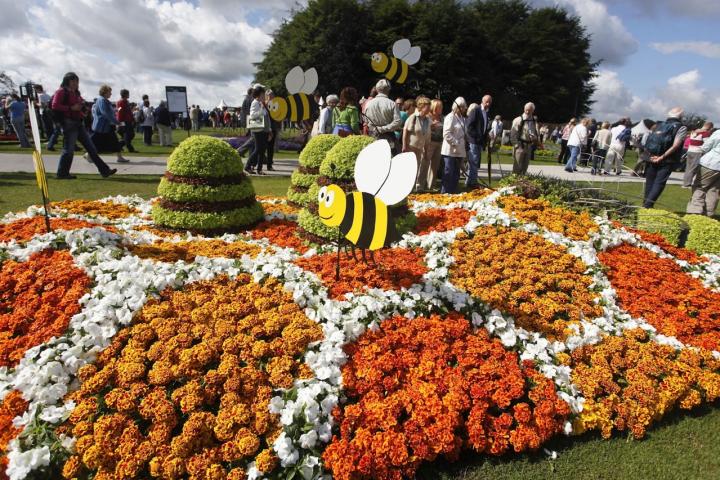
top-left (152, 136), bottom-right (264, 232)
top-left (287, 134), bottom-right (341, 207)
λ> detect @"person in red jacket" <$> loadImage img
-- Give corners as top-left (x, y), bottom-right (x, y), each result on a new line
top-left (116, 89), bottom-right (136, 153)
top-left (51, 72), bottom-right (116, 179)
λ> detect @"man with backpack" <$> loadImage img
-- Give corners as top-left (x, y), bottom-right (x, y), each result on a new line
top-left (642, 107), bottom-right (687, 208)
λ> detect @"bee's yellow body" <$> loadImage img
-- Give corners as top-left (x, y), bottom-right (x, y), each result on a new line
top-left (371, 53), bottom-right (410, 84)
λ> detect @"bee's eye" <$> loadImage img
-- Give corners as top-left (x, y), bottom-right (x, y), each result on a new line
top-left (325, 190), bottom-right (335, 208)
top-left (318, 186), bottom-right (327, 202)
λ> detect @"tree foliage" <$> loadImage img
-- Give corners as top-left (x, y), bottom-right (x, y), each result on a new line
top-left (255, 0), bottom-right (596, 122)
top-left (0, 71), bottom-right (18, 95)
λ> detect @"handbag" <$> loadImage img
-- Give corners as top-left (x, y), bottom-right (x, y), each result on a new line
top-left (246, 113), bottom-right (266, 130)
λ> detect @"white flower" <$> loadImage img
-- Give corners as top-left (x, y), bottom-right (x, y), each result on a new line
top-left (269, 396), bottom-right (285, 414)
top-left (299, 430), bottom-right (318, 449)
top-left (499, 329), bottom-right (517, 347)
top-left (7, 444), bottom-right (50, 480)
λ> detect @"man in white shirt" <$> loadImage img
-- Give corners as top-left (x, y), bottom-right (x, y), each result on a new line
top-left (604, 118), bottom-right (630, 175)
top-left (564, 118), bottom-right (589, 172)
top-left (364, 79), bottom-right (403, 154)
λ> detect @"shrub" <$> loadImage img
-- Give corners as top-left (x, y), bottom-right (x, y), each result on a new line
top-left (287, 188), bottom-right (311, 207)
top-left (299, 134), bottom-right (341, 168)
top-left (290, 171), bottom-right (318, 189)
top-left (636, 208), bottom-right (687, 246)
top-left (685, 215), bottom-right (720, 255)
top-left (152, 203), bottom-right (264, 231)
top-left (319, 135), bottom-right (375, 179)
top-left (157, 178), bottom-right (254, 203)
top-left (166, 136), bottom-right (244, 178)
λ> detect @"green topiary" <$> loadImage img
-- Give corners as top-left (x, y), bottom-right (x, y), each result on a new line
top-left (298, 207), bottom-right (339, 240)
top-left (684, 215), bottom-right (720, 255)
top-left (636, 208), bottom-right (687, 246)
top-left (157, 179), bottom-right (255, 203)
top-left (319, 135), bottom-right (375, 179)
top-left (166, 136), bottom-right (244, 178)
top-left (299, 134), bottom-right (342, 168)
top-left (152, 203), bottom-right (264, 231)
top-left (290, 171), bottom-right (318, 189)
top-left (287, 188), bottom-right (311, 207)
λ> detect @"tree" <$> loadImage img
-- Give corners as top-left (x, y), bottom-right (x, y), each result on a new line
top-left (254, 0), bottom-right (596, 122)
top-left (0, 71), bottom-right (17, 95)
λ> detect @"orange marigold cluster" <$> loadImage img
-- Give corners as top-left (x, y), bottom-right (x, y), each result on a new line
top-left (408, 189), bottom-right (492, 207)
top-left (498, 195), bottom-right (598, 240)
top-left (571, 328), bottom-right (720, 439)
top-left (414, 208), bottom-right (472, 235)
top-left (613, 222), bottom-right (702, 264)
top-left (0, 249), bottom-right (91, 367)
top-left (249, 219), bottom-right (308, 253)
top-left (0, 217), bottom-right (115, 243)
top-left (451, 227), bottom-right (602, 339)
top-left (257, 200), bottom-right (299, 218)
top-left (128, 239), bottom-right (260, 262)
top-left (599, 244), bottom-right (720, 351)
top-left (295, 247), bottom-right (428, 299)
top-left (49, 199), bottom-right (139, 220)
top-left (61, 275), bottom-right (322, 480)
top-left (0, 391), bottom-right (28, 480)
top-left (323, 313), bottom-right (569, 480)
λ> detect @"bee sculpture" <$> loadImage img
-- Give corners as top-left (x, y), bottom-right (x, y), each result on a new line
top-left (267, 66), bottom-right (318, 122)
top-left (370, 39), bottom-right (422, 84)
top-left (318, 140), bottom-right (417, 278)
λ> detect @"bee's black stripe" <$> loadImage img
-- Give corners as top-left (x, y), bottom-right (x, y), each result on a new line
top-left (357, 192), bottom-right (376, 249)
top-left (339, 193), bottom-right (354, 236)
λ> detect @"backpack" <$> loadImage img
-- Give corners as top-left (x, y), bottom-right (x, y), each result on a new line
top-left (644, 120), bottom-right (681, 156)
top-left (50, 88), bottom-right (70, 123)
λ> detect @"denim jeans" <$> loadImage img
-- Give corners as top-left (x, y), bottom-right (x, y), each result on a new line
top-left (57, 120), bottom-right (111, 177)
top-left (46, 123), bottom-right (60, 149)
top-left (592, 149), bottom-right (607, 170)
top-left (565, 145), bottom-right (581, 170)
top-left (441, 155), bottom-right (461, 194)
top-left (123, 121), bottom-right (136, 152)
top-left (466, 143), bottom-right (482, 187)
top-left (11, 118), bottom-right (30, 147)
top-left (643, 161), bottom-right (675, 208)
top-left (247, 131), bottom-right (269, 172)
top-left (266, 132), bottom-right (276, 169)
top-left (142, 126), bottom-right (153, 145)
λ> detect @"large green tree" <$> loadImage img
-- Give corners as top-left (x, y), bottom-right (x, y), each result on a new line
top-left (255, 0), bottom-right (595, 121)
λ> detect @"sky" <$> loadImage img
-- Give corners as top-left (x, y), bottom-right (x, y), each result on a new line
top-left (1, 0), bottom-right (718, 122)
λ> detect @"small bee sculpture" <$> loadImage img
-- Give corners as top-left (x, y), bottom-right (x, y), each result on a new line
top-left (370, 39), bottom-right (422, 84)
top-left (267, 66), bottom-right (318, 122)
top-left (318, 140), bottom-right (417, 279)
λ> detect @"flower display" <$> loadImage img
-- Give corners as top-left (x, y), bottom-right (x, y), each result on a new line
top-left (0, 392), bottom-right (28, 480)
top-left (571, 328), bottom-right (720, 439)
top-left (60, 274), bottom-right (323, 480)
top-left (127, 239), bottom-right (261, 262)
top-left (408, 189), bottom-right (492, 207)
top-left (0, 217), bottom-right (113, 243)
top-left (451, 226), bottom-right (602, 339)
top-left (0, 249), bottom-right (91, 367)
top-left (614, 223), bottom-right (701, 264)
top-left (414, 208), bottom-right (472, 235)
top-left (599, 244), bottom-right (720, 351)
top-left (49, 199), bottom-right (139, 220)
top-left (249, 219), bottom-right (309, 253)
top-left (295, 247), bottom-right (427, 299)
top-left (323, 313), bottom-right (570, 480)
top-left (498, 195), bottom-right (598, 240)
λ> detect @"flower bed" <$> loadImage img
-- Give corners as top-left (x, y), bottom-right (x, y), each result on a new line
top-left (414, 208), bottom-right (472, 235)
top-left (49, 200), bottom-right (139, 220)
top-left (249, 219), bottom-right (309, 253)
top-left (127, 239), bottom-right (261, 262)
top-left (0, 217), bottom-right (113, 243)
top-left (498, 195), bottom-right (598, 240)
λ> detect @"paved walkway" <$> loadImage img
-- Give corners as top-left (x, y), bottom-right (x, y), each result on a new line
top-left (0, 152), bottom-right (685, 185)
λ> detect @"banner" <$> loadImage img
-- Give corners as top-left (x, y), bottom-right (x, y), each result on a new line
top-left (166, 86), bottom-right (188, 113)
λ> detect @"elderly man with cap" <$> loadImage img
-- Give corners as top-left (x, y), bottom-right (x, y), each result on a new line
top-left (363, 79), bottom-right (403, 154)
top-left (318, 94), bottom-right (339, 135)
top-left (509, 102), bottom-right (539, 175)
top-left (643, 107), bottom-right (687, 208)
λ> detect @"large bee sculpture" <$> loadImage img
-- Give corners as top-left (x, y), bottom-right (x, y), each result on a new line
top-left (318, 140), bottom-right (417, 278)
top-left (267, 66), bottom-right (318, 122)
top-left (370, 39), bottom-right (422, 84)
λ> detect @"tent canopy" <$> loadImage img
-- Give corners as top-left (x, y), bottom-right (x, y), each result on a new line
top-left (216, 99), bottom-right (228, 109)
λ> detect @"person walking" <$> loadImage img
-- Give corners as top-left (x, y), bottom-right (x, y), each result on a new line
top-left (590, 122), bottom-right (612, 175)
top-left (510, 102), bottom-right (539, 175)
top-left (265, 89), bottom-right (281, 171)
top-left (557, 118), bottom-right (575, 164)
top-left (90, 84), bottom-right (128, 163)
top-left (441, 97), bottom-right (468, 194)
top-left (683, 121), bottom-right (714, 188)
top-left (421, 99), bottom-right (444, 191)
top-left (154, 100), bottom-right (173, 146)
top-left (116, 89), bottom-right (136, 153)
top-left (402, 95), bottom-right (431, 191)
top-left (465, 94), bottom-right (492, 189)
top-left (245, 84), bottom-right (271, 175)
top-left (7, 94), bottom-right (30, 148)
top-left (190, 104), bottom-right (200, 132)
top-left (604, 118), bottom-right (632, 175)
top-left (686, 128), bottom-right (720, 216)
top-left (565, 118), bottom-right (589, 172)
top-left (140, 95), bottom-right (155, 146)
top-left (331, 87), bottom-right (360, 136)
top-left (643, 107), bottom-right (687, 208)
top-left (364, 79), bottom-right (403, 154)
top-left (51, 72), bottom-right (116, 179)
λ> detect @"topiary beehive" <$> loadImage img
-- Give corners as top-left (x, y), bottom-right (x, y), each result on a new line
top-left (152, 136), bottom-right (264, 232)
top-left (287, 134), bottom-right (341, 207)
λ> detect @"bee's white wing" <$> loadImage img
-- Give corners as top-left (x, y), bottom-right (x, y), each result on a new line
top-left (355, 140), bottom-right (417, 206)
top-left (285, 66), bottom-right (305, 94)
top-left (301, 67), bottom-right (318, 94)
top-left (392, 39), bottom-right (411, 59)
top-left (403, 46), bottom-right (421, 65)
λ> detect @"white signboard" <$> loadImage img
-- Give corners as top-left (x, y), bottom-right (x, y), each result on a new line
top-left (165, 86), bottom-right (188, 113)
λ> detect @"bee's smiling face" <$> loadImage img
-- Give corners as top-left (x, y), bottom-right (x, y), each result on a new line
top-left (268, 97), bottom-right (287, 121)
top-left (317, 185), bottom-right (346, 227)
top-left (371, 52), bottom-right (388, 73)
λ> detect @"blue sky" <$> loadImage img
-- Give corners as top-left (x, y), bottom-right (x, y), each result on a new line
top-left (1, 0), bottom-right (718, 121)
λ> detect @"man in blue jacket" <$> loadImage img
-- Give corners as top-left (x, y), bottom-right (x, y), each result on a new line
top-left (466, 94), bottom-right (492, 188)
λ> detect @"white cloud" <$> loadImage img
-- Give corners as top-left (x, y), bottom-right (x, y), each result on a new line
top-left (529, 0), bottom-right (638, 65)
top-left (590, 69), bottom-right (720, 122)
top-left (650, 41), bottom-right (720, 59)
top-left (601, 0), bottom-right (720, 18)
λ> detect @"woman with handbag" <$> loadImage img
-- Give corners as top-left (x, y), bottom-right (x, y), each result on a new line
top-left (441, 97), bottom-right (468, 194)
top-left (90, 85), bottom-right (129, 163)
top-left (331, 87), bottom-right (360, 137)
top-left (245, 85), bottom-right (271, 175)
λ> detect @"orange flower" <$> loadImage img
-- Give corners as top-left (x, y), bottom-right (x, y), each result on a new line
top-left (128, 239), bottom-right (260, 262)
top-left (614, 222), bottom-right (702, 264)
top-left (249, 219), bottom-right (309, 253)
top-left (0, 249), bottom-right (91, 367)
top-left (0, 217), bottom-right (115, 243)
top-left (414, 208), bottom-right (472, 235)
top-left (50, 199), bottom-right (139, 220)
top-left (408, 189), bottom-right (492, 206)
top-left (296, 247), bottom-right (428, 299)
top-left (0, 391), bottom-right (28, 479)
top-left (498, 195), bottom-right (598, 240)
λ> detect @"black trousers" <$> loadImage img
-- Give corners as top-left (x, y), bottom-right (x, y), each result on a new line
top-left (142, 125), bottom-right (153, 145)
top-left (247, 131), bottom-right (268, 172)
top-left (643, 161), bottom-right (675, 208)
